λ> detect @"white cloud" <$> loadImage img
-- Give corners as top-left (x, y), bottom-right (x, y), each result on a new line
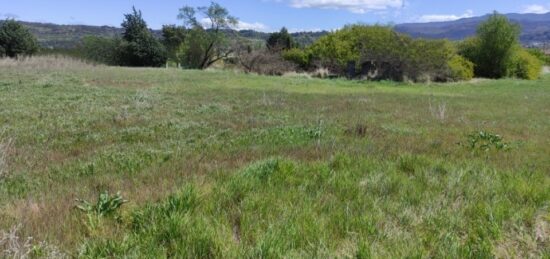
top-left (234, 21), bottom-right (270, 31)
top-left (288, 0), bottom-right (405, 14)
top-left (522, 4), bottom-right (550, 14)
top-left (418, 10), bottom-right (474, 23)
top-left (200, 18), bottom-right (269, 32)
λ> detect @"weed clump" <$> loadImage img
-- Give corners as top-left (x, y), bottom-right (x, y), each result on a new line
top-left (76, 191), bottom-right (128, 217)
top-left (460, 131), bottom-right (510, 154)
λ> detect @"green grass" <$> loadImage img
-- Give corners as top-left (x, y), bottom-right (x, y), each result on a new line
top-left (0, 58), bottom-right (548, 258)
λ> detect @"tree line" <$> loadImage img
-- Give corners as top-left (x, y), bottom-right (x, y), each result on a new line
top-left (1, 3), bottom-right (546, 81)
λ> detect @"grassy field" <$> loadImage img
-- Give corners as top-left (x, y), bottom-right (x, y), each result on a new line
top-left (0, 57), bottom-right (548, 258)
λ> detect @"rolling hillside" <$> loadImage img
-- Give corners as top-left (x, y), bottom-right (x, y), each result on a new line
top-left (395, 12), bottom-right (550, 45)
top-left (7, 21), bottom-right (327, 49)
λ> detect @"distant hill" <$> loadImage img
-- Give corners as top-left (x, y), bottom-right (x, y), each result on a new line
top-left (0, 21), bottom-right (327, 49)
top-left (395, 12), bottom-right (550, 45)
top-left (5, 12), bottom-right (550, 49)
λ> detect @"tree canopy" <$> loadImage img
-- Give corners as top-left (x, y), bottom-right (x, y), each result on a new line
top-left (0, 19), bottom-right (39, 58)
top-left (266, 27), bottom-right (296, 52)
top-left (117, 7), bottom-right (167, 67)
top-left (176, 2), bottom-right (238, 69)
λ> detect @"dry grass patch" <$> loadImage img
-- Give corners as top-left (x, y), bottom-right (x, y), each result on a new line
top-left (0, 55), bottom-right (98, 71)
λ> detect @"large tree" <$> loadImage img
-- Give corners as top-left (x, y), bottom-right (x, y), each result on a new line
top-left (469, 12), bottom-right (520, 78)
top-left (117, 7), bottom-right (167, 67)
top-left (177, 2), bottom-right (238, 69)
top-left (0, 19), bottom-right (39, 58)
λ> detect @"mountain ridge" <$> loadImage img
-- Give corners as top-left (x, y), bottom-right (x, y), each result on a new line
top-left (394, 12), bottom-right (550, 45)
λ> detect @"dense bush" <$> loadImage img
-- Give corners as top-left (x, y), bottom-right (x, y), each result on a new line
top-left (447, 55), bottom-right (475, 81)
top-left (510, 49), bottom-right (543, 80)
top-left (282, 48), bottom-right (311, 70)
top-left (288, 25), bottom-right (470, 82)
top-left (0, 20), bottom-right (39, 58)
top-left (526, 48), bottom-right (550, 65)
top-left (80, 36), bottom-right (121, 65)
top-left (72, 8), bottom-right (166, 67)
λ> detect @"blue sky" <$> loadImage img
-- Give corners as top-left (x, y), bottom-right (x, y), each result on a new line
top-left (1, 0), bottom-right (550, 31)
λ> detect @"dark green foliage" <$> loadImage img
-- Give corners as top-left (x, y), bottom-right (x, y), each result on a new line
top-left (0, 19), bottom-right (39, 58)
top-left (115, 7), bottom-right (166, 67)
top-left (459, 13), bottom-right (521, 78)
top-left (474, 13), bottom-right (520, 78)
top-left (266, 27), bottom-right (297, 52)
top-left (161, 25), bottom-right (186, 65)
top-left (80, 36), bottom-right (121, 65)
top-left (121, 8), bottom-right (148, 42)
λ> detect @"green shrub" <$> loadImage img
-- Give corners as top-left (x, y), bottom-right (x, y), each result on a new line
top-left (447, 55), bottom-right (475, 81)
top-left (80, 36), bottom-right (121, 65)
top-left (526, 48), bottom-right (550, 65)
top-left (282, 48), bottom-right (311, 70)
top-left (510, 49), bottom-right (542, 80)
top-left (460, 131), bottom-right (510, 154)
top-left (302, 25), bottom-right (464, 82)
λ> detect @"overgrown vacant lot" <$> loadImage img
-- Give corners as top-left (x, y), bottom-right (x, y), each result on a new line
top-left (0, 58), bottom-right (549, 257)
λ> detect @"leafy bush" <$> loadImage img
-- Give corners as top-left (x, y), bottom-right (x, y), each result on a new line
top-left (80, 36), bottom-right (121, 65)
top-left (447, 55), bottom-right (475, 81)
top-left (0, 20), bottom-right (39, 58)
top-left (294, 25), bottom-right (464, 82)
top-left (461, 131), bottom-right (510, 153)
top-left (510, 49), bottom-right (543, 80)
top-left (526, 48), bottom-right (550, 65)
top-left (116, 36), bottom-right (167, 67)
top-left (282, 48), bottom-right (311, 70)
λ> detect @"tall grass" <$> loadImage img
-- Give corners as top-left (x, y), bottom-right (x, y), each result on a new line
top-left (80, 157), bottom-right (549, 258)
top-left (0, 55), bottom-right (99, 71)
top-left (0, 137), bottom-right (13, 179)
top-left (0, 61), bottom-right (548, 257)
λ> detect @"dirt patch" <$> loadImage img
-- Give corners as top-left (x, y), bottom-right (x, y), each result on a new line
top-left (543, 66), bottom-right (550, 74)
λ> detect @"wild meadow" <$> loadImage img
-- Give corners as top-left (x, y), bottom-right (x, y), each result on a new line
top-left (0, 56), bottom-right (548, 258)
